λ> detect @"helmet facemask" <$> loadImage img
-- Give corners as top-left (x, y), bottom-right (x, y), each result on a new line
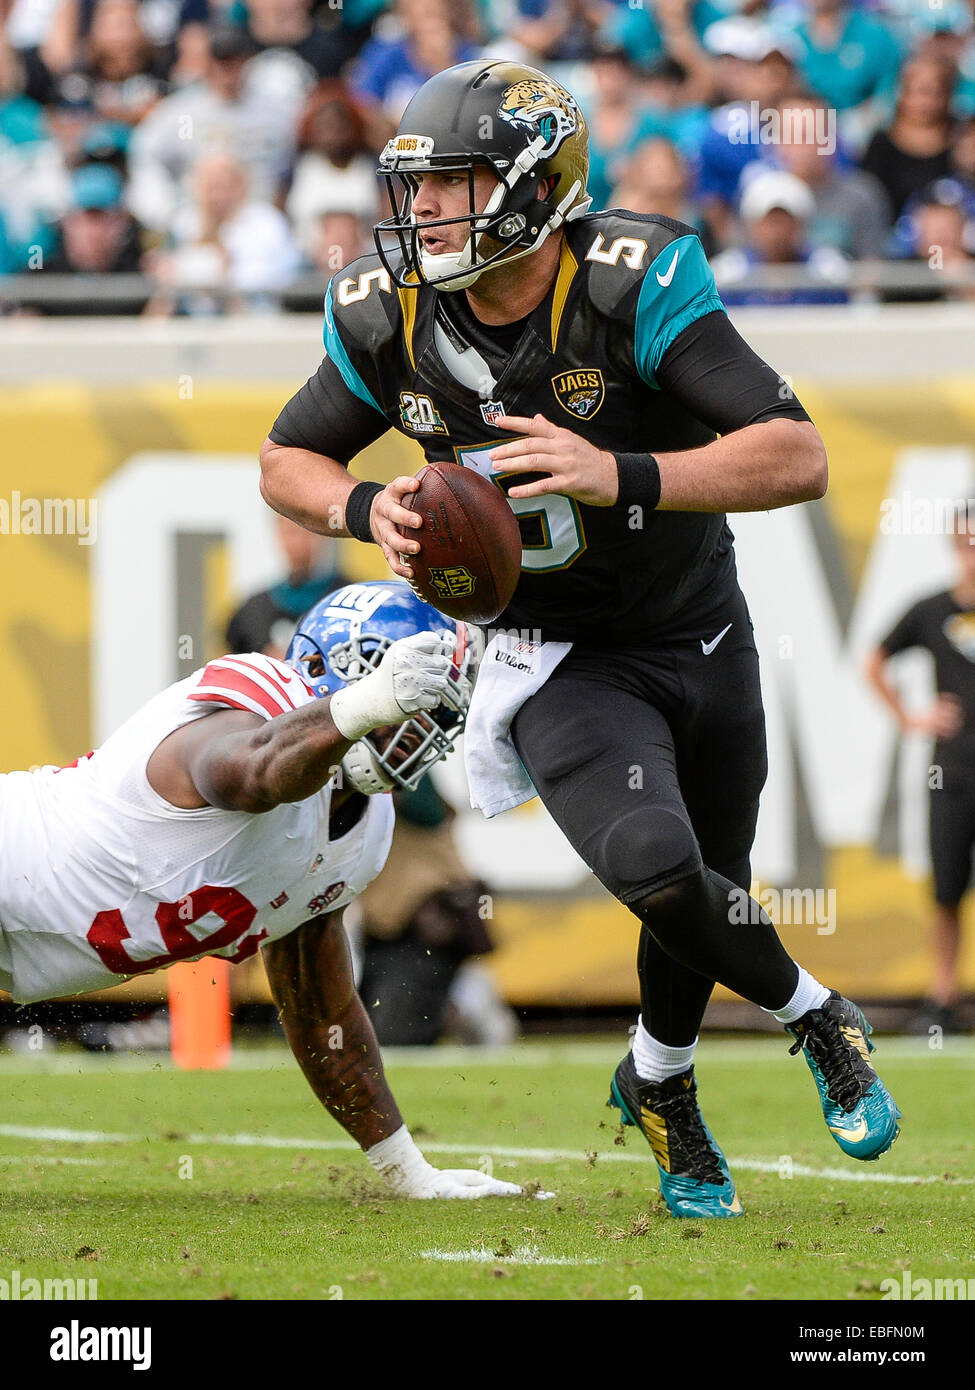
top-left (375, 146), bottom-right (589, 291)
top-left (293, 626), bottom-right (473, 793)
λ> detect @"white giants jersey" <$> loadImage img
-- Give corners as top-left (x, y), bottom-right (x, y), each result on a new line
top-left (0, 654), bottom-right (393, 1003)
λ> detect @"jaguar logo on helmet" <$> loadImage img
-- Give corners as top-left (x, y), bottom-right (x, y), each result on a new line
top-left (498, 78), bottom-right (579, 159)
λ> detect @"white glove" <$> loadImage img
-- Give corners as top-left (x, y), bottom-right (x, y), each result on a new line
top-left (366, 1125), bottom-right (529, 1199)
top-left (329, 633), bottom-right (454, 741)
top-left (396, 1166), bottom-right (527, 1200)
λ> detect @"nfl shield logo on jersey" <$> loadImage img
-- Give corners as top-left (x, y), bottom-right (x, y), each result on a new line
top-left (480, 400), bottom-right (506, 426)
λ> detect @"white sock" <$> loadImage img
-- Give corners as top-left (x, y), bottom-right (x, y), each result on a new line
top-left (767, 968), bottom-right (831, 1024)
top-left (631, 1016), bottom-right (697, 1082)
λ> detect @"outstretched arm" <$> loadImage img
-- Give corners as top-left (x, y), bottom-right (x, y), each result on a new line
top-left (263, 911), bottom-right (402, 1148)
top-left (146, 634), bottom-right (455, 813)
top-left (264, 913), bottom-right (529, 1198)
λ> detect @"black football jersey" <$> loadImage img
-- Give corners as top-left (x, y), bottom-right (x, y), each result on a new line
top-left (881, 589), bottom-right (975, 777)
top-left (270, 209), bottom-right (810, 645)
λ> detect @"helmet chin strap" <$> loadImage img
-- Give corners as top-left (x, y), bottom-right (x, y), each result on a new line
top-left (416, 177), bottom-right (592, 291)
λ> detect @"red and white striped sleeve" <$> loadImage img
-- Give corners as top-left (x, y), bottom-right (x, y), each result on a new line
top-left (187, 654), bottom-right (315, 720)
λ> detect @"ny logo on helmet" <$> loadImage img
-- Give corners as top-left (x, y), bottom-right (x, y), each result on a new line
top-left (498, 78), bottom-right (578, 158)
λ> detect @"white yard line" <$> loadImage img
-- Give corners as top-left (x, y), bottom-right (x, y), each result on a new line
top-left (420, 1245), bottom-right (601, 1266)
top-left (0, 1122), bottom-right (971, 1186)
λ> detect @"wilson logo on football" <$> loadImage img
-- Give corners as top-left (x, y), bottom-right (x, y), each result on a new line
top-left (428, 565), bottom-right (476, 599)
top-left (552, 369), bottom-right (605, 420)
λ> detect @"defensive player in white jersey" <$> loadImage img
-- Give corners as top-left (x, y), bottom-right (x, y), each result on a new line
top-left (0, 582), bottom-right (525, 1200)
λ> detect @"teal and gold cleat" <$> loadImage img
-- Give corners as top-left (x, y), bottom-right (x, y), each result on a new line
top-left (608, 1053), bottom-right (743, 1218)
top-left (786, 991), bottom-right (902, 1160)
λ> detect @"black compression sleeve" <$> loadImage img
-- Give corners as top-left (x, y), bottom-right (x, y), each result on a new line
top-left (268, 354), bottom-right (388, 464)
top-left (656, 310), bottom-right (811, 435)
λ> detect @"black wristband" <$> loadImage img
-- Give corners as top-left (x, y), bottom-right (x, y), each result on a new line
top-left (614, 452), bottom-right (661, 512)
top-left (344, 480), bottom-right (384, 543)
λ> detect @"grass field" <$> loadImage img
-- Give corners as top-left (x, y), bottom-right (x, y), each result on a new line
top-left (1, 1035), bottom-right (973, 1301)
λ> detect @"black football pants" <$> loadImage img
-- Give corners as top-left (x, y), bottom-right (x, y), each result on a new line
top-left (512, 584), bottom-right (800, 1045)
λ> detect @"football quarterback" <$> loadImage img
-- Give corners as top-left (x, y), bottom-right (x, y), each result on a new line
top-left (261, 61), bottom-right (901, 1217)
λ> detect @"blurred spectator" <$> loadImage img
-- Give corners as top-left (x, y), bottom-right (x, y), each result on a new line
top-left (504, 0), bottom-right (602, 66)
top-left (865, 502), bottom-right (975, 1036)
top-left (611, 137), bottom-right (717, 255)
top-left (584, 45), bottom-right (657, 211)
top-left (15, 163), bottom-right (150, 315)
top-left (597, 0), bottom-right (724, 81)
top-left (694, 18), bottom-right (798, 248)
top-left (586, 46), bottom-right (711, 211)
top-left (0, 35), bottom-right (66, 269)
top-left (127, 24), bottom-right (302, 234)
top-left (35, 0), bottom-right (170, 126)
top-left (711, 168), bottom-right (850, 304)
top-left (148, 150), bottom-right (301, 312)
top-left (892, 178), bottom-right (975, 303)
top-left (774, 92), bottom-right (892, 258)
top-left (890, 1), bottom-right (974, 120)
top-left (951, 113), bottom-right (975, 195)
top-left (76, 116), bottom-right (129, 172)
top-left (787, 0), bottom-right (903, 115)
top-left (243, 0), bottom-right (363, 79)
top-left (355, 775), bottom-right (516, 1048)
top-left (307, 209), bottom-right (370, 272)
top-left (861, 56), bottom-right (958, 220)
top-left (350, 0), bottom-right (480, 125)
top-left (226, 514), bottom-right (352, 655)
top-left (284, 81), bottom-right (378, 259)
top-left (38, 0), bottom-right (209, 82)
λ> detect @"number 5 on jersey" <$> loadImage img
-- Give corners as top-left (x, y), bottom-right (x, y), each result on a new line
top-left (455, 442), bottom-right (586, 574)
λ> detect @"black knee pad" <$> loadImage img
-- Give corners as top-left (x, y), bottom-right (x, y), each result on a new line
top-left (591, 803), bottom-right (702, 904)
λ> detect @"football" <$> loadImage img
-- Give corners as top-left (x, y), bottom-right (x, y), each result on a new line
top-left (399, 461), bottom-right (523, 625)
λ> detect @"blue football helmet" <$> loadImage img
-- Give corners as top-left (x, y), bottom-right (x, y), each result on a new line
top-left (286, 581), bottom-right (476, 793)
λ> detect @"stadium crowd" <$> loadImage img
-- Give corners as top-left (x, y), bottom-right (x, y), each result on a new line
top-left (1, 0), bottom-right (975, 310)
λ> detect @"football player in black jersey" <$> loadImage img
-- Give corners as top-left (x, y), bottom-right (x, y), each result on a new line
top-left (260, 60), bottom-right (901, 1217)
top-left (866, 503), bottom-right (975, 1036)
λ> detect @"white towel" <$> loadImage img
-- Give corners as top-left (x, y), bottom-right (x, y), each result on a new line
top-left (464, 632), bottom-right (572, 818)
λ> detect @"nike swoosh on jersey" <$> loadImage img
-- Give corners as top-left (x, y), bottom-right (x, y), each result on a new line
top-left (656, 248), bottom-right (680, 287)
top-left (701, 622), bottom-right (732, 655)
top-left (828, 1116), bottom-right (869, 1143)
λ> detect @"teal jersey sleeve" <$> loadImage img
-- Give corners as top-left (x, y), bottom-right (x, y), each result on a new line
top-left (323, 280), bottom-right (385, 416)
top-left (633, 234), bottom-right (726, 391)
